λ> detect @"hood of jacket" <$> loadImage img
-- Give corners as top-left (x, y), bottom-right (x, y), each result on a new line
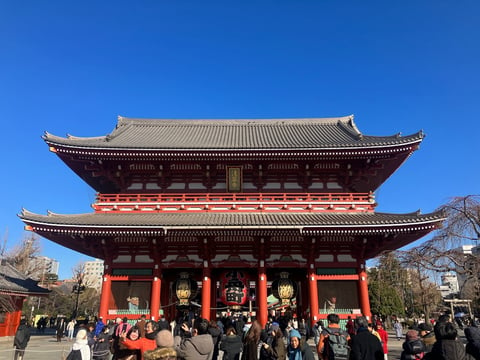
top-left (187, 334), bottom-right (214, 355)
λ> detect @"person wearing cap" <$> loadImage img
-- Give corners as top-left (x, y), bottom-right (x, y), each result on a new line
top-left (143, 329), bottom-right (177, 360)
top-left (261, 322), bottom-right (285, 360)
top-left (400, 329), bottom-right (426, 360)
top-left (71, 328), bottom-right (91, 360)
top-left (417, 323), bottom-right (435, 352)
top-left (287, 328), bottom-right (315, 359)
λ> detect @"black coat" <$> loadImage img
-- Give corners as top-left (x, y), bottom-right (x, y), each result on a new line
top-left (425, 339), bottom-right (474, 360)
top-left (349, 328), bottom-right (383, 360)
top-left (220, 334), bottom-right (243, 360)
top-left (14, 322), bottom-right (31, 349)
top-left (466, 327), bottom-right (480, 360)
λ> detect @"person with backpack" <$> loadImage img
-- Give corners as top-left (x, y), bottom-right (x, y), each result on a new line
top-left (400, 330), bottom-right (426, 360)
top-left (317, 313), bottom-right (350, 360)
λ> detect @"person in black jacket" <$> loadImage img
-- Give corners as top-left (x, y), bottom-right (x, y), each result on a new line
top-left (349, 316), bottom-right (383, 360)
top-left (14, 318), bottom-right (31, 360)
top-left (209, 320), bottom-right (223, 360)
top-left (424, 321), bottom-right (474, 360)
top-left (220, 327), bottom-right (243, 360)
top-left (465, 323), bottom-right (480, 360)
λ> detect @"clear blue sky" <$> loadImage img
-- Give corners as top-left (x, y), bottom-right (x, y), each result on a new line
top-left (1, 1), bottom-right (479, 280)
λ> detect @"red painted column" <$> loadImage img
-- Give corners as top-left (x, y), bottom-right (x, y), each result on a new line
top-left (202, 267), bottom-right (212, 320)
top-left (150, 272), bottom-right (162, 320)
top-left (308, 266), bottom-right (319, 326)
top-left (358, 267), bottom-right (372, 319)
top-left (210, 275), bottom-right (217, 320)
top-left (99, 274), bottom-right (112, 319)
top-left (257, 265), bottom-right (268, 327)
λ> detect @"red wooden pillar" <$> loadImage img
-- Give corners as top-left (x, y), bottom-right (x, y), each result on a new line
top-left (257, 264), bottom-right (268, 327)
top-left (202, 267), bottom-right (212, 320)
top-left (210, 276), bottom-right (217, 321)
top-left (358, 268), bottom-right (372, 319)
top-left (99, 274), bottom-right (112, 319)
top-left (150, 272), bottom-right (162, 320)
top-left (308, 266), bottom-right (319, 326)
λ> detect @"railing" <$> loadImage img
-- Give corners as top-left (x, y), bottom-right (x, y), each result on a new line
top-left (93, 192), bottom-right (376, 213)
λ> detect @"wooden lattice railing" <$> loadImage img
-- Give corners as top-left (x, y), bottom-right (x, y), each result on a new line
top-left (93, 192), bottom-right (376, 213)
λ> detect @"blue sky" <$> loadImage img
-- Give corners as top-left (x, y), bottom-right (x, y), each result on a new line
top-left (1, 1), bottom-right (479, 279)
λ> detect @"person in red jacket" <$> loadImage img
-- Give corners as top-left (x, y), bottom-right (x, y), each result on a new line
top-left (120, 321), bottom-right (158, 360)
top-left (375, 323), bottom-right (389, 360)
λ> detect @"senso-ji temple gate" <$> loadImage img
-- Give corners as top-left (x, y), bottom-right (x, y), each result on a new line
top-left (19, 116), bottom-right (444, 326)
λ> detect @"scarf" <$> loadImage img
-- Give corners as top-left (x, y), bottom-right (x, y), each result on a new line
top-left (287, 346), bottom-right (302, 360)
top-left (146, 331), bottom-right (156, 340)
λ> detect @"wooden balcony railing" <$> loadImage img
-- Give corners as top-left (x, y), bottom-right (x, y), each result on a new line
top-left (92, 192), bottom-right (376, 213)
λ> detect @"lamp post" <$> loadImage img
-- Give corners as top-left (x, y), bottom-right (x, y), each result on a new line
top-left (72, 276), bottom-right (84, 319)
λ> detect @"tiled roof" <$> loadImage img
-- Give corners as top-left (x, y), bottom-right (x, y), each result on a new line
top-left (43, 116), bottom-right (424, 150)
top-left (0, 260), bottom-right (50, 296)
top-left (20, 209), bottom-right (444, 231)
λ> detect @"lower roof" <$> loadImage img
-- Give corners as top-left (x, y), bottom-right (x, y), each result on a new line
top-left (20, 209), bottom-right (444, 232)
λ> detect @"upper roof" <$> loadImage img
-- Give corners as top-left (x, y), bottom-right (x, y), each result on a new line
top-left (43, 115), bottom-right (424, 150)
top-left (0, 260), bottom-right (51, 296)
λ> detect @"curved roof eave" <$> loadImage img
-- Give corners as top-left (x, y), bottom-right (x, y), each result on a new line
top-left (19, 209), bottom-right (445, 231)
top-left (42, 116), bottom-right (425, 151)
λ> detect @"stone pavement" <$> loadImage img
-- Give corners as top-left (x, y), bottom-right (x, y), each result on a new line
top-left (0, 329), bottom-right (421, 360)
top-left (0, 329), bottom-right (72, 360)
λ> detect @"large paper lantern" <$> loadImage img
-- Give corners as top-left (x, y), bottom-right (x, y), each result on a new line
top-left (173, 272), bottom-right (197, 306)
top-left (220, 270), bottom-right (249, 308)
top-left (271, 272), bottom-right (297, 306)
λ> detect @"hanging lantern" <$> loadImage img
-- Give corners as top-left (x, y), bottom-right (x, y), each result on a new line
top-left (271, 272), bottom-right (297, 306)
top-left (174, 272), bottom-right (197, 306)
top-left (220, 270), bottom-right (249, 309)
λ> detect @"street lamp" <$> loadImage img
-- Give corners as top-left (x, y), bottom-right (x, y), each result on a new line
top-left (72, 278), bottom-right (85, 319)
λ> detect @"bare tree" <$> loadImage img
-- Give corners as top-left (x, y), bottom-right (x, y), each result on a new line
top-left (398, 195), bottom-right (480, 314)
top-left (439, 195), bottom-right (480, 244)
top-left (5, 233), bottom-right (41, 277)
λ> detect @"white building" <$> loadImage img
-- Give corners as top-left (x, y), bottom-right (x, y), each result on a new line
top-left (455, 245), bottom-right (475, 292)
top-left (83, 259), bottom-right (104, 290)
top-left (440, 272), bottom-right (459, 297)
top-left (29, 256), bottom-right (59, 281)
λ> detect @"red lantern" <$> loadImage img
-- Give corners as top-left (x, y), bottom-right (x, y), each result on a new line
top-left (220, 270), bottom-right (249, 308)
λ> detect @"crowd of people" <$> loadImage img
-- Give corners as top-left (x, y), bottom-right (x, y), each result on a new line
top-left (13, 311), bottom-right (480, 360)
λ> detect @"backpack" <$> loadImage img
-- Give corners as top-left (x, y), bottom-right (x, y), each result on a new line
top-left (403, 339), bottom-right (425, 359)
top-left (324, 328), bottom-right (350, 360)
top-left (66, 349), bottom-right (82, 360)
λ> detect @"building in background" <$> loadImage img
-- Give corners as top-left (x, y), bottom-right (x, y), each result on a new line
top-left (20, 116), bottom-right (445, 325)
top-left (439, 272), bottom-right (459, 298)
top-left (29, 256), bottom-right (59, 283)
top-left (83, 259), bottom-right (104, 291)
top-left (0, 259), bottom-right (50, 337)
